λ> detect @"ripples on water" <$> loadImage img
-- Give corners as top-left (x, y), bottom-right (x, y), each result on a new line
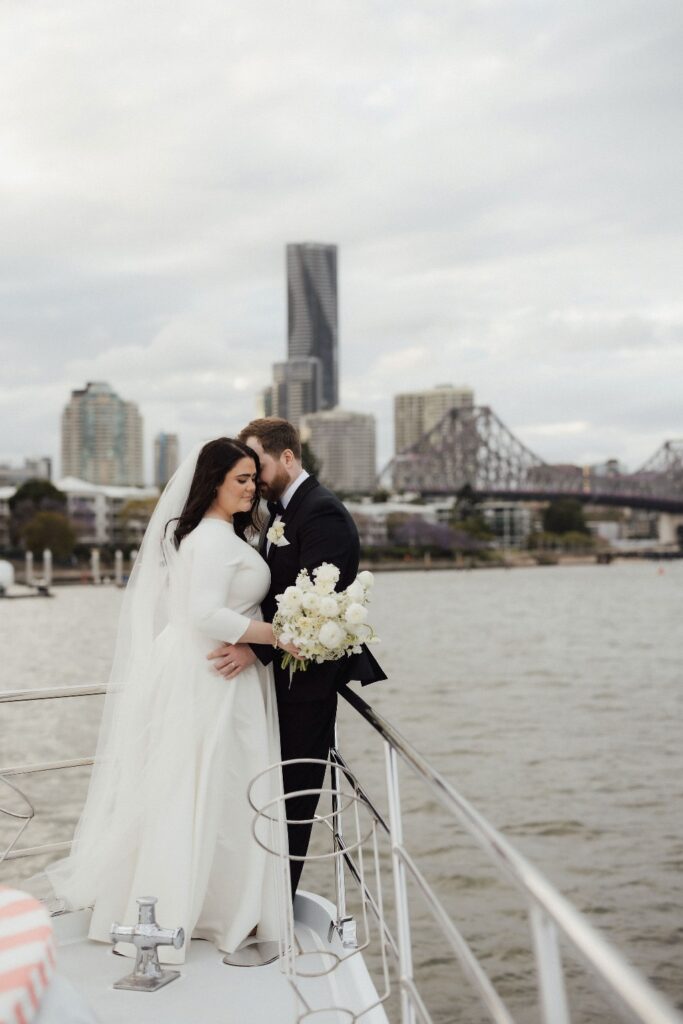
top-left (1, 561), bottom-right (682, 1023)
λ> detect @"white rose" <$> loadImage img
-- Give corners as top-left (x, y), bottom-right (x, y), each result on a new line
top-left (319, 620), bottom-right (345, 649)
top-left (314, 577), bottom-right (336, 595)
top-left (345, 579), bottom-right (365, 602)
top-left (314, 563), bottom-right (340, 585)
top-left (296, 570), bottom-right (314, 592)
top-left (302, 592), bottom-right (320, 612)
top-left (345, 602), bottom-right (368, 625)
top-left (319, 596), bottom-right (339, 618)
top-left (282, 586), bottom-right (303, 607)
top-left (357, 570), bottom-right (374, 590)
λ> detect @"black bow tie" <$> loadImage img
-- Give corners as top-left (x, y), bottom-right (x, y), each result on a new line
top-left (267, 499), bottom-right (284, 517)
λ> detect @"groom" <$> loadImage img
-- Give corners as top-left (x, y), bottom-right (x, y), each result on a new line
top-left (208, 417), bottom-right (386, 894)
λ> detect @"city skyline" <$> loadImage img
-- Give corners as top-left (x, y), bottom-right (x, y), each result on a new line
top-left (1, 3), bottom-right (682, 476)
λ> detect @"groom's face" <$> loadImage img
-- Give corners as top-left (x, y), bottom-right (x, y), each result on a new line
top-left (246, 436), bottom-right (290, 501)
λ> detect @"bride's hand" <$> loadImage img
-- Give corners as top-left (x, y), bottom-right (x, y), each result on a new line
top-left (277, 639), bottom-right (301, 657)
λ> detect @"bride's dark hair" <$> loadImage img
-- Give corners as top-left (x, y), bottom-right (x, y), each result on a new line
top-left (169, 437), bottom-right (262, 548)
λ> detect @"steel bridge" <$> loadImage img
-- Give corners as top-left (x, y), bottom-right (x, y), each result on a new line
top-left (387, 406), bottom-right (683, 513)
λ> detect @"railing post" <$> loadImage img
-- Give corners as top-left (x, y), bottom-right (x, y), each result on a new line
top-left (114, 550), bottom-right (124, 587)
top-left (329, 734), bottom-right (357, 948)
top-left (91, 548), bottom-right (101, 585)
top-left (384, 741), bottom-right (416, 1024)
top-left (530, 904), bottom-right (571, 1024)
top-left (42, 549), bottom-right (52, 588)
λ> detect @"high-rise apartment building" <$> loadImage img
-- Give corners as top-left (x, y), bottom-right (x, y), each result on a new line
top-left (61, 381), bottom-right (144, 486)
top-left (300, 410), bottom-right (376, 494)
top-left (287, 242), bottom-right (338, 410)
top-left (394, 384), bottom-right (475, 453)
top-left (154, 432), bottom-right (179, 488)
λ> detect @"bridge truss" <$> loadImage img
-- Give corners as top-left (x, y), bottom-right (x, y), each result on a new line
top-left (387, 408), bottom-right (683, 512)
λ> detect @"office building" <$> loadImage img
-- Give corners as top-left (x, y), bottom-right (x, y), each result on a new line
top-left (300, 410), bottom-right (376, 493)
top-left (394, 384), bottom-right (475, 453)
top-left (287, 242), bottom-right (338, 410)
top-left (271, 357), bottom-right (322, 427)
top-left (257, 386), bottom-right (274, 418)
top-left (61, 382), bottom-right (144, 486)
top-left (154, 432), bottom-right (179, 488)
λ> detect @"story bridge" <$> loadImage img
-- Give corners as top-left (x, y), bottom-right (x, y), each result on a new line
top-left (386, 406), bottom-right (683, 513)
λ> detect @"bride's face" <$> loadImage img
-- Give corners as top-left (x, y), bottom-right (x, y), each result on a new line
top-left (211, 457), bottom-right (258, 519)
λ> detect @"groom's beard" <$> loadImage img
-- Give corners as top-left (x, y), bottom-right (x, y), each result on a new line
top-left (259, 464), bottom-right (291, 501)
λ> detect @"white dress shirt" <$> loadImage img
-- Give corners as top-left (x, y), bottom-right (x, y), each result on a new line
top-left (266, 469), bottom-right (309, 554)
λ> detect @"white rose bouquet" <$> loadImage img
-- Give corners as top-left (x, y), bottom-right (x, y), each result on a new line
top-left (272, 563), bottom-right (378, 675)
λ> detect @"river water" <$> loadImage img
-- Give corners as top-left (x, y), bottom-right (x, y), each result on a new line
top-left (1, 561), bottom-right (682, 1022)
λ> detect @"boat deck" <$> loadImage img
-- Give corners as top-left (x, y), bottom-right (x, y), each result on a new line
top-left (49, 892), bottom-right (389, 1024)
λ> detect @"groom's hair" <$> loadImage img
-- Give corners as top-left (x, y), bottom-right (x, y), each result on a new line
top-left (239, 418), bottom-right (302, 461)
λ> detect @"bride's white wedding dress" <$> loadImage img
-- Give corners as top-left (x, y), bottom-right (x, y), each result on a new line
top-left (46, 516), bottom-right (284, 964)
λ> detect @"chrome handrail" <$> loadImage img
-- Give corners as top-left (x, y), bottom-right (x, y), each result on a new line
top-left (337, 685), bottom-right (682, 1024)
top-left (1, 758), bottom-right (94, 777)
top-left (0, 685), bottom-right (106, 703)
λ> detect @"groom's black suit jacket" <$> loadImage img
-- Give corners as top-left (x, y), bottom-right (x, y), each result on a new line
top-left (253, 476), bottom-right (386, 704)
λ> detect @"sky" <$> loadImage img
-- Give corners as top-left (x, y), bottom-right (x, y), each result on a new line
top-left (1, 0), bottom-right (682, 481)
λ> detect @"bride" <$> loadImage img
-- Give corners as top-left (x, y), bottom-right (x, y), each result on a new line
top-left (45, 437), bottom-right (297, 963)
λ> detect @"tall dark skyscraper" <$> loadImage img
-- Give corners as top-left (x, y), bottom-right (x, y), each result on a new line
top-left (286, 242), bottom-right (338, 410)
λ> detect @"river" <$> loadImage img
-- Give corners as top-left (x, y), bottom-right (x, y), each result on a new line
top-left (1, 560), bottom-right (682, 1022)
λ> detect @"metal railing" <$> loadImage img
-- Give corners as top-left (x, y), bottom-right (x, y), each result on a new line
top-left (0, 684), bottom-right (105, 863)
top-left (332, 686), bottom-right (683, 1024)
top-left (2, 682), bottom-right (682, 1024)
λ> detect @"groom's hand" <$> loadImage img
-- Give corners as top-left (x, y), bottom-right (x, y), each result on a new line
top-left (207, 642), bottom-right (257, 680)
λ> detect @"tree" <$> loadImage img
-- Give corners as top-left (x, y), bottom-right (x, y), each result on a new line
top-left (450, 484), bottom-right (494, 541)
top-left (394, 516), bottom-right (455, 552)
top-left (453, 483), bottom-right (479, 519)
top-left (9, 479), bottom-right (67, 546)
top-left (301, 440), bottom-right (321, 478)
top-left (22, 512), bottom-right (76, 559)
top-left (542, 499), bottom-right (589, 535)
top-left (118, 497), bottom-right (159, 545)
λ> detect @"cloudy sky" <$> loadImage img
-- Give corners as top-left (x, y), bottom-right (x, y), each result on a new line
top-left (2, 0), bottom-right (682, 479)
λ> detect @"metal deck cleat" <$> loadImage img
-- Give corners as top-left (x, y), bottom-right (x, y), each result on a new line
top-left (111, 896), bottom-right (185, 991)
top-left (328, 915), bottom-right (358, 950)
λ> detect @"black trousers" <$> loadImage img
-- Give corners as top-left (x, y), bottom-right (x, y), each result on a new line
top-left (277, 691), bottom-right (338, 895)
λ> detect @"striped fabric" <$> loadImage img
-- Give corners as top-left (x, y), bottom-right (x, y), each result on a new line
top-left (0, 888), bottom-right (55, 1024)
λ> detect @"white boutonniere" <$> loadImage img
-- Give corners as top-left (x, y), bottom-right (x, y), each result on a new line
top-left (266, 521), bottom-right (290, 547)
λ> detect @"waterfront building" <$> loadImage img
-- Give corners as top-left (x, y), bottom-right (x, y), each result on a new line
top-left (300, 410), bottom-right (376, 494)
top-left (287, 242), bottom-right (338, 410)
top-left (61, 382), bottom-right (144, 486)
top-left (55, 477), bottom-right (159, 546)
top-left (271, 357), bottom-right (323, 427)
top-left (343, 499), bottom-right (441, 548)
top-left (481, 501), bottom-right (533, 548)
top-left (0, 457), bottom-right (52, 487)
top-left (0, 478), bottom-right (158, 548)
top-left (394, 384), bottom-right (475, 453)
top-left (153, 432), bottom-right (179, 488)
